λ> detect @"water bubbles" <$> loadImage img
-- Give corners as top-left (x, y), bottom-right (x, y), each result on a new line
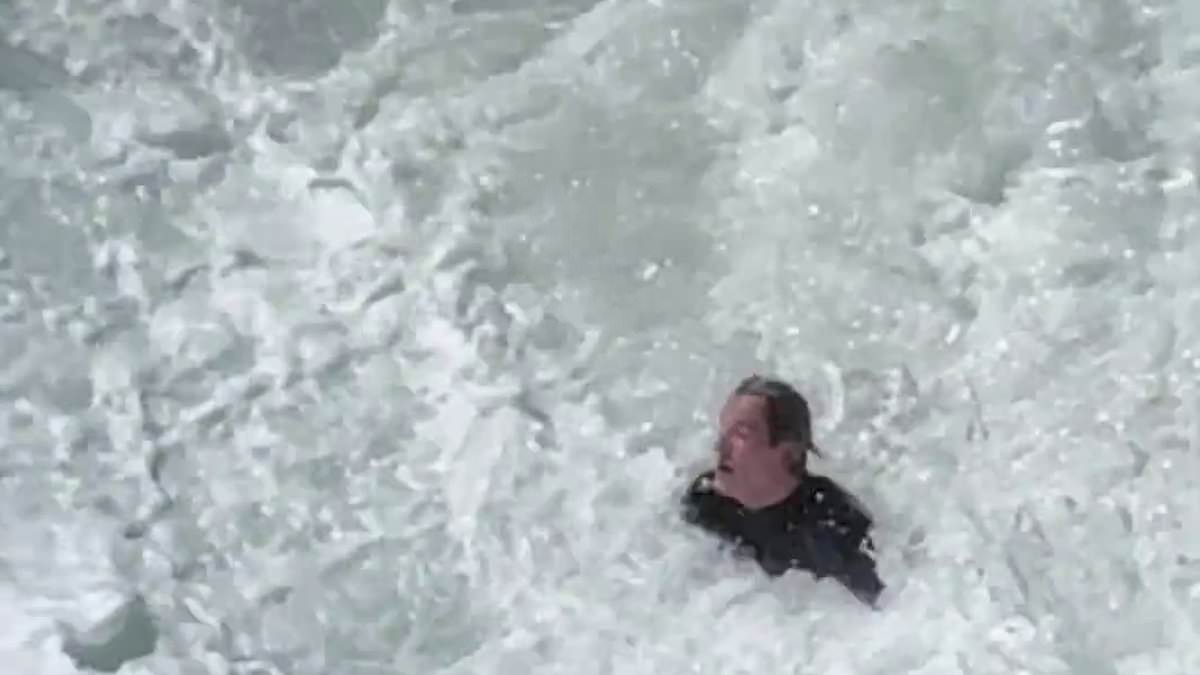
top-left (945, 322), bottom-right (962, 345)
top-left (639, 261), bottom-right (661, 281)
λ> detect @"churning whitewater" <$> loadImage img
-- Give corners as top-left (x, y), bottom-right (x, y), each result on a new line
top-left (2, 1), bottom-right (1199, 674)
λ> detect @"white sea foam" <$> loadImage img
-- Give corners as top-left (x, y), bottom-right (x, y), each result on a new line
top-left (1, 0), bottom-right (1198, 673)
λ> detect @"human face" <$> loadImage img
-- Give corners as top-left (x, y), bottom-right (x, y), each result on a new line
top-left (712, 394), bottom-right (791, 504)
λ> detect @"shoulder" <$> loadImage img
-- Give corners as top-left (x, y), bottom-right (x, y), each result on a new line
top-left (686, 470), bottom-right (718, 496)
top-left (680, 470), bottom-right (733, 525)
top-left (804, 473), bottom-right (874, 525)
top-left (681, 470), bottom-right (719, 511)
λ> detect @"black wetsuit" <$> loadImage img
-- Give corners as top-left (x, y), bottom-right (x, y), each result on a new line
top-left (681, 470), bottom-right (885, 607)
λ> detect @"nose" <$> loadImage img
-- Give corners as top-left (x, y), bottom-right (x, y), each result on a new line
top-left (715, 434), bottom-right (731, 456)
top-left (716, 434), bottom-right (736, 465)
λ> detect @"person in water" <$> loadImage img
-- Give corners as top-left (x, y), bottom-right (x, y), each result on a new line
top-left (681, 374), bottom-right (886, 607)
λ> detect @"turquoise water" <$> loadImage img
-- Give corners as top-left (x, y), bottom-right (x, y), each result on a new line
top-left (2, 1), bottom-right (1198, 673)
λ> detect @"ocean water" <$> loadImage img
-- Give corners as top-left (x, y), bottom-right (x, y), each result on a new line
top-left (2, 0), bottom-right (1198, 673)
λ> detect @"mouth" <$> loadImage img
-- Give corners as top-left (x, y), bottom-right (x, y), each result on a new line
top-left (717, 462), bottom-right (733, 474)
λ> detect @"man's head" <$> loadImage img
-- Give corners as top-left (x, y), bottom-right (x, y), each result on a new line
top-left (712, 374), bottom-right (819, 507)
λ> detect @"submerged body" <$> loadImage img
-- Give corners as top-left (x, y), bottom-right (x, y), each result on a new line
top-left (682, 469), bottom-right (885, 607)
top-left (681, 374), bottom-right (886, 607)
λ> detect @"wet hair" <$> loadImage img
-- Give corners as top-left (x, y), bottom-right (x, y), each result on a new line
top-left (733, 374), bottom-right (822, 474)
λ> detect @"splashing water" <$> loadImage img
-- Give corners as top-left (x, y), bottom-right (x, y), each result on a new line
top-left (2, 0), bottom-right (1199, 673)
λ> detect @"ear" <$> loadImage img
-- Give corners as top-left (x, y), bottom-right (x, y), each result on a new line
top-left (779, 441), bottom-right (807, 470)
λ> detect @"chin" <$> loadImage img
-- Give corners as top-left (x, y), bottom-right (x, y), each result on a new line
top-left (713, 474), bottom-right (739, 496)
